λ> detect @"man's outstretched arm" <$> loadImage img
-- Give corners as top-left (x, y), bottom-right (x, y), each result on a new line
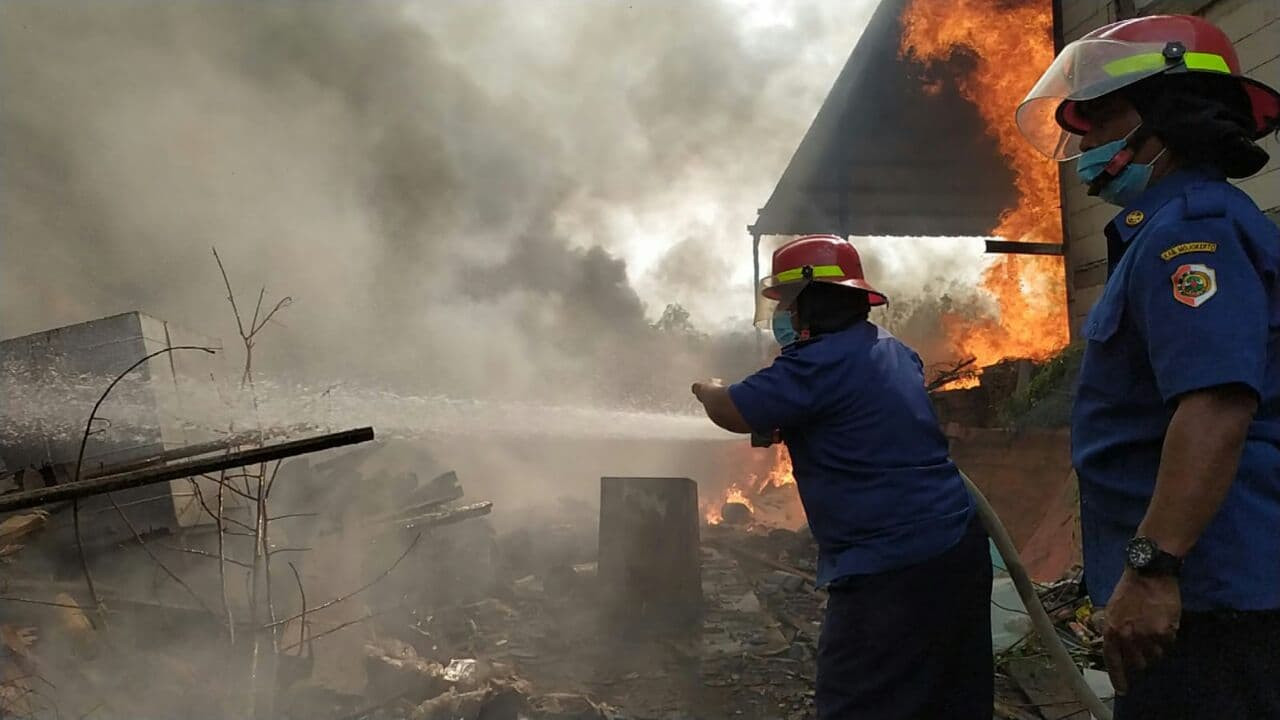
top-left (692, 379), bottom-right (752, 434)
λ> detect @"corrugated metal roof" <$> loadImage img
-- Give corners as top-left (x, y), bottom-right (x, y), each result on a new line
top-left (751, 0), bottom-right (1017, 238)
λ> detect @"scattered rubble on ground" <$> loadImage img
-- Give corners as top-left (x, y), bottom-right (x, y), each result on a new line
top-left (1, 426), bottom-right (1113, 719)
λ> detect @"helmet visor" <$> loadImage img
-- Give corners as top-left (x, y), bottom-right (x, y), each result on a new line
top-left (755, 278), bottom-right (808, 328)
top-left (1016, 38), bottom-right (1174, 160)
top-left (753, 296), bottom-right (779, 330)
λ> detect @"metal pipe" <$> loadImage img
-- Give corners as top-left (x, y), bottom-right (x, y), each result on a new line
top-left (0, 427), bottom-right (375, 514)
top-left (83, 426), bottom-right (313, 479)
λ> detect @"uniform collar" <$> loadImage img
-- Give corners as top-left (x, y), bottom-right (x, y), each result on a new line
top-left (1105, 167), bottom-right (1227, 246)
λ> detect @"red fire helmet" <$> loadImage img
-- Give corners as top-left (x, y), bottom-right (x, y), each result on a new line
top-left (1016, 14), bottom-right (1280, 159)
top-left (761, 235), bottom-right (887, 307)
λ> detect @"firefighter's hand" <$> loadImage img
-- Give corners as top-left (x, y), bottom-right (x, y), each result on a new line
top-left (1101, 569), bottom-right (1180, 695)
top-left (691, 378), bottom-right (725, 401)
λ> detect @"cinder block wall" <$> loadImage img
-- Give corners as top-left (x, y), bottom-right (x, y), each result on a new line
top-left (0, 311), bottom-right (225, 541)
top-left (1059, 0), bottom-right (1280, 337)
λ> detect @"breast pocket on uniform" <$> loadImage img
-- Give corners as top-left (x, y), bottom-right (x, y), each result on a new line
top-left (1083, 286), bottom-right (1124, 344)
top-left (1078, 285), bottom-right (1133, 396)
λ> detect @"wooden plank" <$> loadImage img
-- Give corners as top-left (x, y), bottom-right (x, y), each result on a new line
top-left (1006, 656), bottom-right (1088, 720)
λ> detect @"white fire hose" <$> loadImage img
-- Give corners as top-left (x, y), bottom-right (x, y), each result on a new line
top-left (962, 471), bottom-right (1114, 720)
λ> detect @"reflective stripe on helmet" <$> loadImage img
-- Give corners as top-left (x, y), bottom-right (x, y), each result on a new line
top-left (772, 264), bottom-right (845, 283)
top-left (1102, 50), bottom-right (1231, 78)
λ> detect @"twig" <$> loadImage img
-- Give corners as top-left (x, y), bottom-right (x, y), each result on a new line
top-left (263, 459), bottom-right (284, 500)
top-left (288, 562), bottom-right (307, 657)
top-left (82, 492), bottom-right (194, 515)
top-left (263, 534), bottom-right (421, 630)
top-left (0, 596), bottom-right (88, 610)
top-left (926, 356), bottom-right (979, 391)
top-left (217, 514), bottom-right (258, 535)
top-left (70, 499), bottom-right (100, 628)
top-left (107, 492), bottom-right (218, 618)
top-left (265, 547), bottom-right (311, 556)
top-left (217, 467), bottom-right (235, 643)
top-left (198, 474), bottom-right (259, 503)
top-left (253, 295), bottom-right (292, 336)
top-left (277, 605), bottom-right (402, 653)
top-left (156, 544), bottom-right (253, 570)
top-left (188, 479), bottom-right (255, 533)
top-left (267, 513), bottom-right (317, 522)
top-left (212, 247), bottom-right (291, 388)
top-left (249, 287), bottom-right (265, 342)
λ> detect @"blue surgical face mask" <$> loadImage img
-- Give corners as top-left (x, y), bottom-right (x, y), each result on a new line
top-left (1075, 126), bottom-right (1166, 207)
top-left (771, 310), bottom-right (797, 347)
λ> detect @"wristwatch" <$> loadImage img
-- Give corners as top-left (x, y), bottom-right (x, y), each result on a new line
top-left (1125, 536), bottom-right (1183, 577)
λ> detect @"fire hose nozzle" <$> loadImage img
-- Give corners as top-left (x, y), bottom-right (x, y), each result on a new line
top-left (751, 430), bottom-right (781, 448)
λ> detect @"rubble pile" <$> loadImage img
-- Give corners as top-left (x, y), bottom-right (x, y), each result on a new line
top-left (989, 567), bottom-right (1111, 719)
top-left (0, 440), bottom-right (531, 720)
top-left (2, 433), bottom-right (1116, 720)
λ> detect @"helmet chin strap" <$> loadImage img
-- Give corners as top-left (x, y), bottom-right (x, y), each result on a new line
top-left (1088, 123), bottom-right (1155, 196)
top-left (796, 266), bottom-right (814, 341)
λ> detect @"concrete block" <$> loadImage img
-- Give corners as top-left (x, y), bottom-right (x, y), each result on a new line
top-left (0, 311), bottom-right (225, 546)
top-left (598, 477), bottom-right (702, 634)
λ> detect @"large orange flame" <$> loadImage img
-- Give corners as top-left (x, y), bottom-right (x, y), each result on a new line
top-left (901, 0), bottom-right (1069, 366)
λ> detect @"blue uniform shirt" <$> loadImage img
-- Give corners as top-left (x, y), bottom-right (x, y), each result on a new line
top-left (1072, 167), bottom-right (1280, 611)
top-left (729, 321), bottom-right (974, 586)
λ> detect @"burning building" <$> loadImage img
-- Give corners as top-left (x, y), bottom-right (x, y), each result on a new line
top-left (751, 0), bottom-right (1068, 377)
top-left (715, 0), bottom-right (1069, 528)
top-left (720, 0), bottom-right (1279, 570)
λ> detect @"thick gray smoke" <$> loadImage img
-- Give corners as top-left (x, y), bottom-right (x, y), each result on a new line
top-left (1, 0), bottom-right (991, 407)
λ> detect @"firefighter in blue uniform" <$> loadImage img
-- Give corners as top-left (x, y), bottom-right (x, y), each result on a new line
top-left (692, 235), bottom-right (993, 720)
top-left (1018, 14), bottom-right (1280, 718)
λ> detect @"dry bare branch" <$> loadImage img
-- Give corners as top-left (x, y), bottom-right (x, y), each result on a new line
top-left (267, 513), bottom-right (318, 522)
top-left (277, 605), bottom-right (403, 654)
top-left (926, 356), bottom-right (980, 392)
top-left (217, 468), bottom-right (235, 643)
top-left (107, 493), bottom-right (218, 618)
top-left (156, 544), bottom-right (253, 571)
top-left (287, 562), bottom-right (307, 657)
top-left (0, 596), bottom-right (87, 610)
top-left (263, 534), bottom-right (421, 630)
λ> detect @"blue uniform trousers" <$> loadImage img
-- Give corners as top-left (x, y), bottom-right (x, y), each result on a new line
top-left (1115, 609), bottom-right (1280, 719)
top-left (816, 516), bottom-right (993, 719)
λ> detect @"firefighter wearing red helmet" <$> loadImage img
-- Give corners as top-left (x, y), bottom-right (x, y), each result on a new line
top-left (693, 235), bottom-right (993, 719)
top-left (1019, 14), bottom-right (1280, 718)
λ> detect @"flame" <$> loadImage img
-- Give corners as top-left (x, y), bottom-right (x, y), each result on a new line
top-left (725, 485), bottom-right (755, 510)
top-left (705, 445), bottom-right (798, 526)
top-left (901, 0), bottom-right (1069, 366)
top-left (705, 482), bottom-right (756, 525)
top-left (943, 375), bottom-right (981, 391)
top-left (755, 444), bottom-right (795, 492)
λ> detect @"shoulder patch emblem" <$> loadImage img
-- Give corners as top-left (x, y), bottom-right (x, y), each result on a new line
top-left (1171, 264), bottom-right (1217, 308)
top-left (1160, 242), bottom-right (1218, 261)
top-left (1125, 210), bottom-right (1145, 227)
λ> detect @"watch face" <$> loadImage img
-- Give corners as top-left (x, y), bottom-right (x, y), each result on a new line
top-left (1128, 538), bottom-right (1155, 568)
